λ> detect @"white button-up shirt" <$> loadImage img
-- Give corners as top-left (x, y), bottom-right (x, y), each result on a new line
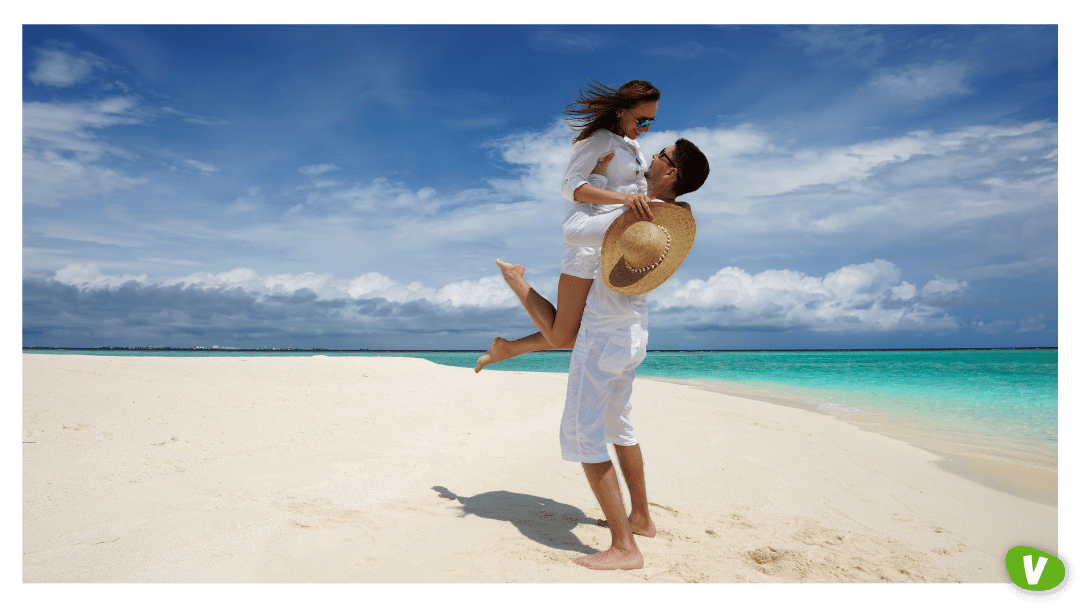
top-left (561, 128), bottom-right (647, 203)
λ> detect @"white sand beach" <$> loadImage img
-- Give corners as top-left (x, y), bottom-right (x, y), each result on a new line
top-left (22, 354), bottom-right (1058, 585)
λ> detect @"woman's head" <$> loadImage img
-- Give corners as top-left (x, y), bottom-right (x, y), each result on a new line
top-left (565, 80), bottom-right (661, 142)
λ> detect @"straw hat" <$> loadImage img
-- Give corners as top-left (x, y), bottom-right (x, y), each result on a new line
top-left (600, 201), bottom-right (696, 295)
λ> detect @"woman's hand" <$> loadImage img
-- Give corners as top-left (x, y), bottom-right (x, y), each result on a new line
top-left (591, 152), bottom-right (614, 177)
top-left (622, 192), bottom-right (653, 221)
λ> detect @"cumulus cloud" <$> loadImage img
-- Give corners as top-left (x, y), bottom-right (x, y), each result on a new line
top-left (487, 119), bottom-right (574, 204)
top-left (53, 263), bottom-right (148, 289)
top-left (40, 258), bottom-right (968, 343)
top-left (144, 266), bottom-right (521, 309)
top-left (26, 265), bottom-right (534, 349)
top-left (652, 260), bottom-right (963, 332)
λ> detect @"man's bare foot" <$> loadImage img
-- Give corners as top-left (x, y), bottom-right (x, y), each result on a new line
top-left (475, 337), bottom-right (511, 373)
top-left (597, 514), bottom-right (657, 538)
top-left (495, 259), bottom-right (531, 300)
top-left (572, 547), bottom-right (644, 571)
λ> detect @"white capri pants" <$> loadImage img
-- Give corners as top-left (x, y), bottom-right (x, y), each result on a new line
top-left (560, 322), bottom-right (648, 463)
top-left (560, 204), bottom-right (625, 279)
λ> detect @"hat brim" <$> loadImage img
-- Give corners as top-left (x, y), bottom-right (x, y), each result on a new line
top-left (601, 201), bottom-right (696, 296)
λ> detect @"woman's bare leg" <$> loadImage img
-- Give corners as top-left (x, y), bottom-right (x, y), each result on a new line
top-left (492, 260), bottom-right (592, 348)
top-left (475, 260), bottom-right (592, 372)
top-left (474, 332), bottom-right (547, 372)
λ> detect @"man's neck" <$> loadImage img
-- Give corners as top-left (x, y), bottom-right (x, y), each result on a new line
top-left (646, 190), bottom-right (676, 203)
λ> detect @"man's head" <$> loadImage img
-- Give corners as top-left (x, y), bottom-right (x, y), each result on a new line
top-left (645, 139), bottom-right (710, 200)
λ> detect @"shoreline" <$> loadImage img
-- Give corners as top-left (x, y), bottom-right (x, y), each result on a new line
top-left (651, 376), bottom-right (1057, 507)
top-left (23, 354), bottom-right (1057, 583)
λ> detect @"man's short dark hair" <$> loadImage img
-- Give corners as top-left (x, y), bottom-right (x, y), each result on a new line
top-left (673, 138), bottom-right (709, 196)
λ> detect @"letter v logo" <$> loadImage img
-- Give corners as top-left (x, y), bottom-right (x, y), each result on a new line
top-left (1006, 546), bottom-right (1067, 592)
top-left (1024, 554), bottom-right (1048, 585)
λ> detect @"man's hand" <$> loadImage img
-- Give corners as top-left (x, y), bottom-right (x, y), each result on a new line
top-left (621, 192), bottom-right (653, 221)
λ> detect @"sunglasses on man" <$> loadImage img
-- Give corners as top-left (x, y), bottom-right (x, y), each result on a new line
top-left (658, 147), bottom-right (677, 168)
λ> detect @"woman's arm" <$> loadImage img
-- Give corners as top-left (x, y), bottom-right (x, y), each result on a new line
top-left (579, 152), bottom-right (653, 219)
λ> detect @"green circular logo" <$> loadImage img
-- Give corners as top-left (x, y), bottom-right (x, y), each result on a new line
top-left (1006, 546), bottom-right (1075, 600)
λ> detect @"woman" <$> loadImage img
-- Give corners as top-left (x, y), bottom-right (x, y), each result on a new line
top-left (475, 80), bottom-right (660, 372)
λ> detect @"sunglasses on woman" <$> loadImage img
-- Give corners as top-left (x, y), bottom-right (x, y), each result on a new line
top-left (634, 116), bottom-right (655, 128)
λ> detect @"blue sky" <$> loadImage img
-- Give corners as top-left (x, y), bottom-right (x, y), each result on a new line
top-left (20, 22), bottom-right (1060, 350)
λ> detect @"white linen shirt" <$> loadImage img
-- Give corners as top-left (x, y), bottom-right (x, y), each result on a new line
top-left (583, 268), bottom-right (648, 354)
top-left (561, 128), bottom-right (647, 203)
top-left (580, 263), bottom-right (649, 370)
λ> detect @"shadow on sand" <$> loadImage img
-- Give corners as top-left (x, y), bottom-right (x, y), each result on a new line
top-left (432, 486), bottom-right (597, 555)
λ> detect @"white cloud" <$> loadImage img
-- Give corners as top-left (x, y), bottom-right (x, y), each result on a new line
top-left (972, 319), bottom-right (1015, 334)
top-left (1018, 315), bottom-right (1049, 333)
top-left (54, 263), bottom-right (147, 289)
top-left (151, 267), bottom-right (519, 309)
top-left (867, 61), bottom-right (971, 104)
top-left (487, 119), bottom-right (574, 204)
top-left (920, 277), bottom-right (968, 305)
top-left (228, 187), bottom-right (263, 214)
top-left (23, 97), bottom-right (147, 206)
top-left (161, 106), bottom-right (229, 125)
top-left (783, 25), bottom-right (887, 67)
top-left (24, 114), bottom-right (1055, 320)
top-left (184, 159), bottom-right (220, 173)
top-left (632, 120), bottom-right (1056, 243)
top-left (298, 164), bottom-right (340, 177)
top-left (50, 258), bottom-right (967, 335)
top-left (29, 48), bottom-right (104, 87)
top-left (300, 177), bottom-right (446, 214)
top-left (652, 260), bottom-right (963, 332)
top-left (23, 97), bottom-right (141, 154)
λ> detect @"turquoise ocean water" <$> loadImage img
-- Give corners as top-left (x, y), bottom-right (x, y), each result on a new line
top-left (26, 348), bottom-right (1057, 492)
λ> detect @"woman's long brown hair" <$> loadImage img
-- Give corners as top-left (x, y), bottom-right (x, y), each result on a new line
top-left (564, 80), bottom-right (661, 143)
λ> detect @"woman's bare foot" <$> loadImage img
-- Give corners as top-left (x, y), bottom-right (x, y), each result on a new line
top-left (572, 547), bottom-right (644, 570)
top-left (597, 513), bottom-right (657, 537)
top-left (496, 259), bottom-right (531, 301)
top-left (474, 337), bottom-right (511, 373)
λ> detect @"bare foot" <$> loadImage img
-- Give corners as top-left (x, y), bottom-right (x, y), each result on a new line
top-left (495, 259), bottom-right (531, 300)
top-left (572, 547), bottom-right (644, 571)
top-left (597, 514), bottom-right (657, 538)
top-left (475, 337), bottom-right (511, 373)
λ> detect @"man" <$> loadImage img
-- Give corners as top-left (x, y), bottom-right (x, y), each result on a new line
top-left (563, 139), bottom-right (709, 570)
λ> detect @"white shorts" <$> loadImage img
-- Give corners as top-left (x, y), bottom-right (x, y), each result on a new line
top-left (560, 204), bottom-right (625, 280)
top-left (560, 323), bottom-right (648, 463)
